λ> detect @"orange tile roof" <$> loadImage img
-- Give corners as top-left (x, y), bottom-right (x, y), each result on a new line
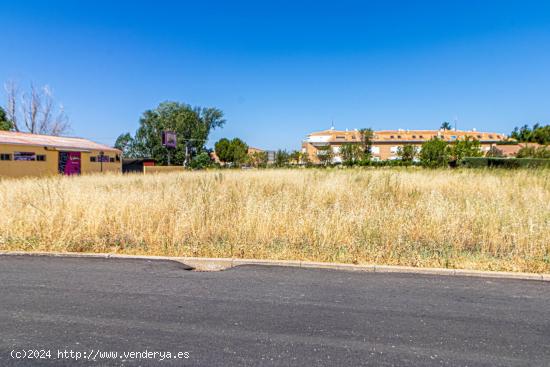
top-left (0, 130), bottom-right (120, 152)
top-left (305, 129), bottom-right (507, 143)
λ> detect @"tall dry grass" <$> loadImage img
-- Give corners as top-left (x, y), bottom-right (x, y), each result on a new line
top-left (0, 169), bottom-right (549, 272)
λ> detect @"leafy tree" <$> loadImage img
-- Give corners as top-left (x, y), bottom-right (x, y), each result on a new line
top-left (131, 102), bottom-right (225, 165)
top-left (532, 125), bottom-right (550, 145)
top-left (289, 150), bottom-right (302, 165)
top-left (301, 151), bottom-right (312, 166)
top-left (230, 138), bottom-right (249, 165)
top-left (0, 107), bottom-right (13, 131)
top-left (316, 145), bottom-right (334, 166)
top-left (340, 143), bottom-right (362, 166)
top-left (419, 138), bottom-right (449, 168)
top-left (447, 136), bottom-right (482, 163)
top-left (396, 145), bottom-right (418, 162)
top-left (249, 151), bottom-right (268, 167)
top-left (440, 121), bottom-right (452, 130)
top-left (359, 128), bottom-right (374, 160)
top-left (189, 152), bottom-right (213, 169)
top-left (485, 146), bottom-right (504, 157)
top-left (214, 137), bottom-right (248, 165)
top-left (511, 124), bottom-right (532, 142)
top-left (511, 123), bottom-right (550, 144)
top-left (275, 150), bottom-right (290, 167)
top-left (114, 133), bottom-right (136, 157)
top-left (214, 138), bottom-right (231, 163)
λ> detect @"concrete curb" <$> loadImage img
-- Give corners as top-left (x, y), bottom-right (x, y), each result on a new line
top-left (0, 251), bottom-right (548, 281)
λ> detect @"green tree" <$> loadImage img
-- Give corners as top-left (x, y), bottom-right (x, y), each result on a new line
top-left (230, 138), bottom-right (249, 165)
top-left (316, 145), bottom-right (334, 166)
top-left (448, 136), bottom-right (482, 163)
top-left (359, 128), bottom-right (374, 160)
top-left (440, 121), bottom-right (452, 130)
top-left (131, 102), bottom-right (225, 165)
top-left (396, 145), bottom-right (418, 162)
top-left (511, 123), bottom-right (550, 144)
top-left (340, 143), bottom-right (362, 166)
top-left (214, 138), bottom-right (231, 163)
top-left (114, 133), bottom-right (136, 157)
top-left (275, 150), bottom-right (290, 167)
top-left (420, 138), bottom-right (449, 168)
top-left (214, 138), bottom-right (248, 165)
top-left (532, 124), bottom-right (550, 145)
top-left (0, 107), bottom-right (13, 131)
top-left (189, 152), bottom-right (213, 169)
top-left (249, 151), bottom-right (268, 167)
top-left (301, 151), bottom-right (312, 166)
top-left (289, 150), bottom-right (302, 165)
top-left (511, 124), bottom-right (532, 142)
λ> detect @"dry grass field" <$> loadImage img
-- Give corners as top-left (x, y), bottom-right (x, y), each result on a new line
top-left (0, 168), bottom-right (549, 273)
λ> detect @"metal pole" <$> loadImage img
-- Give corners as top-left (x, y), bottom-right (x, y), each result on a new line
top-left (100, 151), bottom-right (104, 173)
top-left (184, 143), bottom-right (189, 167)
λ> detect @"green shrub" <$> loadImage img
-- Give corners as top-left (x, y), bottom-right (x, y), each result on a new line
top-left (357, 159), bottom-right (420, 167)
top-left (461, 157), bottom-right (550, 168)
top-left (420, 138), bottom-right (449, 168)
top-left (189, 152), bottom-right (213, 169)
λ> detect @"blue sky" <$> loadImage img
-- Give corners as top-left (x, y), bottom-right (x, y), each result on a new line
top-left (1, 1), bottom-right (549, 150)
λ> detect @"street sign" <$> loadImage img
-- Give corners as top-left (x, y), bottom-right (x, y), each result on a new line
top-left (162, 131), bottom-right (177, 148)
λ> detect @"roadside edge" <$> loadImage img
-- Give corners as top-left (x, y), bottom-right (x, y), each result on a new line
top-left (0, 251), bottom-right (546, 281)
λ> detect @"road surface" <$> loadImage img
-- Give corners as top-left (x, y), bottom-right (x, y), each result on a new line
top-left (0, 255), bottom-right (548, 366)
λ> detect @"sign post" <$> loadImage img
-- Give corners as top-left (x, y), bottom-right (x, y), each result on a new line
top-left (162, 131), bottom-right (177, 165)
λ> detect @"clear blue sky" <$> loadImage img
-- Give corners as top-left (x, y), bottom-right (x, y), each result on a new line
top-left (1, 1), bottom-right (549, 150)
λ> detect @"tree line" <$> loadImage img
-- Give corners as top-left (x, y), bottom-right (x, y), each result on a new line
top-left (1, 83), bottom-right (548, 166)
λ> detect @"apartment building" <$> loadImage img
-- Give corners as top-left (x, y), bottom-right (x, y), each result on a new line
top-left (0, 130), bottom-right (122, 178)
top-left (302, 128), bottom-right (508, 163)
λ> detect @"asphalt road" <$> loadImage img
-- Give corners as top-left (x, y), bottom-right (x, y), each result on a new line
top-left (0, 256), bottom-right (548, 366)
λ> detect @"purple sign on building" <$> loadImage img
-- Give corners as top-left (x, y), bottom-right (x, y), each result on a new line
top-left (162, 131), bottom-right (177, 148)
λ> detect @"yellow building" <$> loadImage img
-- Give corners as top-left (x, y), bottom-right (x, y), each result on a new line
top-left (302, 128), bottom-right (508, 163)
top-left (0, 131), bottom-right (121, 178)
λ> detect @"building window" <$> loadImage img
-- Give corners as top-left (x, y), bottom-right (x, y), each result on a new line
top-left (390, 146), bottom-right (399, 154)
top-left (412, 135), bottom-right (416, 139)
top-left (390, 135), bottom-right (395, 139)
top-left (488, 135), bottom-right (493, 139)
top-left (36, 155), bottom-right (46, 161)
top-left (419, 135), bottom-right (424, 138)
top-left (371, 146), bottom-right (380, 155)
top-left (109, 157), bottom-right (115, 163)
top-left (0, 153), bottom-right (11, 161)
top-left (13, 152), bottom-right (36, 161)
top-left (90, 156), bottom-right (97, 162)
top-left (115, 155), bottom-right (121, 162)
top-left (397, 135), bottom-right (401, 139)
top-left (477, 135), bottom-right (482, 139)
